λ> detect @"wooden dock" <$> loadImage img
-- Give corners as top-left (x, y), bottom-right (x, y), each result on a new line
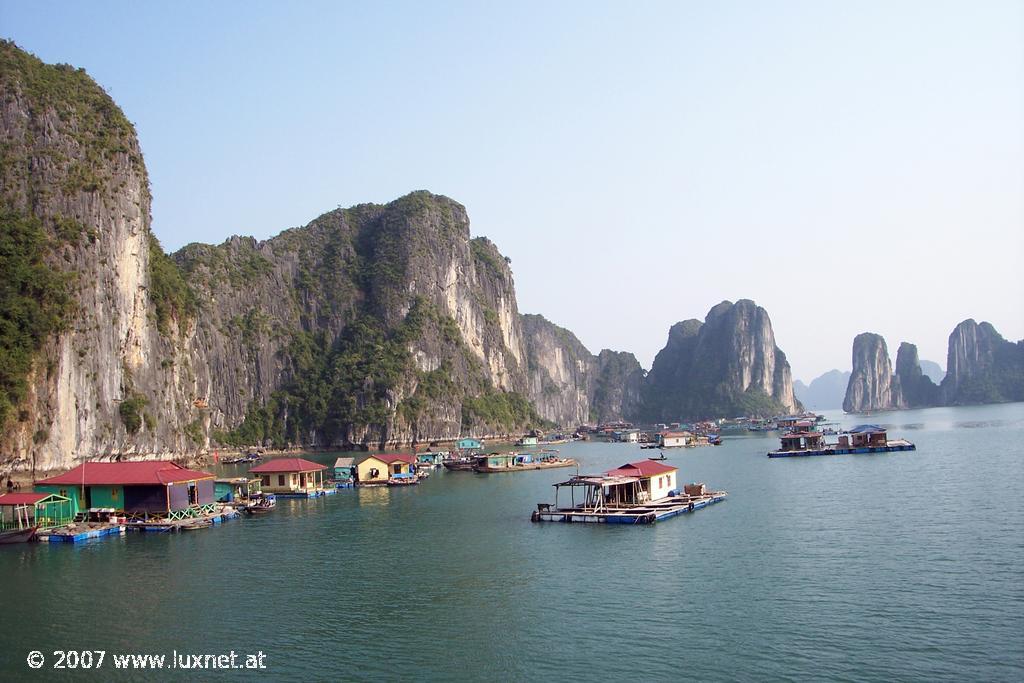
top-left (530, 491), bottom-right (727, 524)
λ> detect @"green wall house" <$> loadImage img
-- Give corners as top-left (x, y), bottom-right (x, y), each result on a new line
top-left (35, 460), bottom-right (216, 520)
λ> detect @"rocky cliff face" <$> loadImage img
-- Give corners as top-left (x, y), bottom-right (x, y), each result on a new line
top-left (173, 195), bottom-right (540, 449)
top-left (941, 320), bottom-right (1024, 405)
top-left (0, 41), bottom-right (205, 474)
top-left (592, 349), bottom-right (644, 423)
top-left (842, 321), bottom-right (1023, 413)
top-left (0, 43), bottom-right (654, 476)
top-left (894, 342), bottom-right (940, 408)
top-left (843, 333), bottom-right (900, 412)
top-left (642, 300), bottom-right (797, 420)
top-left (520, 314), bottom-right (643, 425)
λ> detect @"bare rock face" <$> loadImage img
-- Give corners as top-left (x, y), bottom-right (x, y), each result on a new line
top-left (0, 43), bottom-right (561, 472)
top-left (520, 314), bottom-right (643, 425)
top-left (642, 300), bottom-right (798, 420)
top-left (843, 333), bottom-right (899, 412)
top-left (894, 342), bottom-right (940, 408)
top-left (941, 320), bottom-right (1024, 405)
top-left (592, 349), bottom-right (644, 423)
top-left (0, 41), bottom-right (206, 474)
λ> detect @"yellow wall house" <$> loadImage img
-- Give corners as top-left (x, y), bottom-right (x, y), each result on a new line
top-left (357, 454), bottom-right (415, 485)
top-left (250, 458), bottom-right (327, 496)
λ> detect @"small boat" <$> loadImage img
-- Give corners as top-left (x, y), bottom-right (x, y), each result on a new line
top-left (443, 458), bottom-right (476, 472)
top-left (181, 519), bottom-right (213, 531)
top-left (0, 526), bottom-right (38, 544)
top-left (647, 453), bottom-right (667, 461)
top-left (243, 494), bottom-right (276, 514)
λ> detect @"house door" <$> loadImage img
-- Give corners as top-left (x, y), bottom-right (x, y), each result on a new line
top-left (188, 483), bottom-right (198, 506)
top-left (84, 488), bottom-right (92, 509)
top-left (299, 473), bottom-right (307, 488)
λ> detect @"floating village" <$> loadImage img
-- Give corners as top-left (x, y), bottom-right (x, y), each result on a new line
top-left (0, 415), bottom-right (916, 542)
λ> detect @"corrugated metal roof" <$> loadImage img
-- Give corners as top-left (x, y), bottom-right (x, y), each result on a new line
top-left (333, 457), bottom-right (355, 468)
top-left (35, 461), bottom-right (213, 486)
top-left (849, 425), bottom-right (886, 433)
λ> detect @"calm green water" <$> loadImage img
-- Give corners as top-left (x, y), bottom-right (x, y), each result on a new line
top-left (1, 403), bottom-right (1022, 681)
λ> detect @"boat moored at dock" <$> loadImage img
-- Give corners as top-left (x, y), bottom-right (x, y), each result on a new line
top-left (767, 424), bottom-right (916, 458)
top-left (473, 452), bottom-right (576, 473)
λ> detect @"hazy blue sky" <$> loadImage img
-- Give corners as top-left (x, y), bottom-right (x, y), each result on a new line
top-left (3, 0), bottom-right (1022, 381)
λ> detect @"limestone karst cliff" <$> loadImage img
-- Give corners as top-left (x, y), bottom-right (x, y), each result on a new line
top-left (642, 300), bottom-right (798, 420)
top-left (521, 314), bottom-right (643, 425)
top-left (941, 320), bottom-right (1024, 405)
top-left (0, 42), bottom-right (647, 474)
top-left (843, 333), bottom-right (901, 412)
top-left (0, 40), bottom-right (205, 474)
top-left (842, 321), bottom-right (1022, 413)
top-left (894, 342), bottom-right (940, 408)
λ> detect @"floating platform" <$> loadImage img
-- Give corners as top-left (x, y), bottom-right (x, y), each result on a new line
top-left (40, 524), bottom-right (126, 543)
top-left (274, 488), bottom-right (338, 498)
top-left (531, 492), bottom-right (727, 524)
top-left (475, 459), bottom-right (577, 474)
top-left (333, 481), bottom-right (355, 489)
top-left (767, 440), bottom-right (915, 458)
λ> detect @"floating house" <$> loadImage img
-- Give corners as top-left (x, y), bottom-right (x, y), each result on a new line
top-left (605, 460), bottom-right (678, 502)
top-left (617, 430), bottom-right (640, 443)
top-left (35, 461), bottom-right (216, 520)
top-left (532, 460), bottom-right (726, 524)
top-left (214, 477), bottom-right (261, 503)
top-left (0, 492), bottom-right (74, 539)
top-left (457, 438), bottom-right (484, 450)
top-left (515, 435), bottom-right (539, 447)
top-left (332, 457), bottom-right (356, 485)
top-left (768, 424), bottom-right (915, 458)
top-left (659, 430), bottom-right (694, 448)
top-left (357, 454), bottom-right (416, 486)
top-left (415, 452), bottom-right (446, 468)
top-left (250, 458), bottom-right (329, 496)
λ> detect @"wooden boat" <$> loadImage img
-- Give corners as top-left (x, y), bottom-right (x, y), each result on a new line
top-left (181, 519), bottom-right (213, 531)
top-left (443, 458), bottom-right (476, 472)
top-left (243, 494), bottom-right (276, 514)
top-left (473, 454), bottom-right (577, 473)
top-left (0, 526), bottom-right (38, 544)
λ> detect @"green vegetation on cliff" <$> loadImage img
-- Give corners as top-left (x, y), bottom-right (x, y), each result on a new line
top-left (0, 210), bottom-right (73, 429)
top-left (219, 295), bottom-right (543, 448)
top-left (0, 40), bottom-right (145, 199)
top-left (147, 235), bottom-right (198, 334)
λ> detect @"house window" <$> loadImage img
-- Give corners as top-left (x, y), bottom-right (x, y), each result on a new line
top-left (111, 488), bottom-right (119, 500)
top-left (278, 475), bottom-right (285, 486)
top-left (261, 476), bottom-right (270, 486)
top-left (58, 489), bottom-right (68, 499)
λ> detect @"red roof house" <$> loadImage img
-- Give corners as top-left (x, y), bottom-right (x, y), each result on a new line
top-left (250, 458), bottom-right (327, 494)
top-left (34, 461), bottom-right (215, 516)
top-left (249, 458), bottom-right (327, 474)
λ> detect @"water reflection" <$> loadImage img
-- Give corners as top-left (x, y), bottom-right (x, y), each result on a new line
top-left (357, 486), bottom-right (392, 507)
